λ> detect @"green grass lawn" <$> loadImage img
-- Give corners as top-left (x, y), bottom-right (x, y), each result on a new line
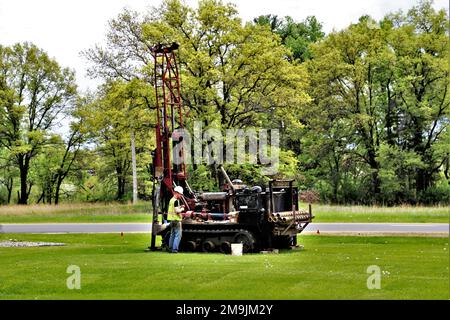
top-left (0, 233), bottom-right (448, 299)
top-left (0, 203), bottom-right (448, 223)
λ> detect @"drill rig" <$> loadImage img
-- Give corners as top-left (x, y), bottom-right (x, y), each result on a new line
top-left (149, 43), bottom-right (313, 253)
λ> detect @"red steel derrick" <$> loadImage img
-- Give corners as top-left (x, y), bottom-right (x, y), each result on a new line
top-left (150, 42), bottom-right (195, 251)
top-left (151, 42), bottom-right (187, 195)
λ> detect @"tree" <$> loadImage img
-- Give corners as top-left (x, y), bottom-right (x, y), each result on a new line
top-left (34, 100), bottom-right (87, 204)
top-left (253, 14), bottom-right (325, 62)
top-left (86, 0), bottom-right (309, 131)
top-left (53, 119), bottom-right (85, 204)
top-left (85, 0), bottom-right (310, 187)
top-left (82, 80), bottom-right (154, 201)
top-left (383, 1), bottom-right (450, 194)
top-left (303, 0), bottom-right (449, 204)
top-left (0, 43), bottom-right (77, 204)
top-left (252, 14), bottom-right (283, 32)
top-left (252, 14), bottom-right (325, 156)
top-left (0, 147), bottom-right (16, 204)
top-left (148, 0), bottom-right (310, 184)
top-left (82, 9), bottom-right (154, 86)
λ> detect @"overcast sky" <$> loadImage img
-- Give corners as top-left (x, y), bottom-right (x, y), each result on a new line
top-left (0, 0), bottom-right (448, 92)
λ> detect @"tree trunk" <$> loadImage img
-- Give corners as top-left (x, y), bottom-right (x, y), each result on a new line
top-left (37, 190), bottom-right (45, 204)
top-left (416, 168), bottom-right (432, 193)
top-left (6, 177), bottom-right (13, 204)
top-left (46, 181), bottom-right (53, 204)
top-left (116, 170), bottom-right (125, 200)
top-left (444, 154), bottom-right (449, 183)
top-left (331, 155), bottom-right (340, 204)
top-left (359, 124), bottom-right (381, 200)
top-left (385, 85), bottom-right (395, 146)
top-left (367, 148), bottom-right (381, 198)
top-left (131, 130), bottom-right (138, 204)
top-left (120, 177), bottom-right (126, 200)
top-left (54, 176), bottom-right (64, 205)
top-left (415, 150), bottom-right (436, 194)
top-left (18, 155), bottom-right (29, 204)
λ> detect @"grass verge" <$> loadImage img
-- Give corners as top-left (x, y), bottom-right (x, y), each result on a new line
top-left (0, 203), bottom-right (448, 223)
top-left (0, 202), bottom-right (151, 223)
top-left (306, 204), bottom-right (450, 223)
top-left (0, 233), bottom-right (448, 299)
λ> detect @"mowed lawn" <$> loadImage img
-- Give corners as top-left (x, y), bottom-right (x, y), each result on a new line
top-left (0, 203), bottom-right (151, 223)
top-left (0, 234), bottom-right (448, 300)
top-left (0, 203), bottom-right (449, 223)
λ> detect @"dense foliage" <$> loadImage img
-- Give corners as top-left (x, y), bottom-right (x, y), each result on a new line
top-left (0, 0), bottom-right (448, 205)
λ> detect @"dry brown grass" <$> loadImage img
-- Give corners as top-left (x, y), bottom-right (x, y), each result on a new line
top-left (0, 202), bottom-right (149, 216)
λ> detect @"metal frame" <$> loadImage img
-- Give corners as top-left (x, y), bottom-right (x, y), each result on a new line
top-left (150, 42), bottom-right (188, 250)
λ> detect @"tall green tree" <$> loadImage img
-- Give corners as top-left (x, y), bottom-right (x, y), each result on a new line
top-left (85, 0), bottom-right (310, 186)
top-left (82, 80), bottom-right (154, 201)
top-left (253, 14), bottom-right (325, 62)
top-left (303, 1), bottom-right (449, 204)
top-left (0, 147), bottom-right (16, 204)
top-left (54, 119), bottom-right (86, 205)
top-left (0, 43), bottom-right (77, 204)
top-left (383, 1), bottom-right (449, 194)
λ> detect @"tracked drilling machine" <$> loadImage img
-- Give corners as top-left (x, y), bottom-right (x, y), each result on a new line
top-left (149, 43), bottom-right (314, 253)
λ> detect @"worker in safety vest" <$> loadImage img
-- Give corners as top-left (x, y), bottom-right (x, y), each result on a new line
top-left (168, 185), bottom-right (185, 253)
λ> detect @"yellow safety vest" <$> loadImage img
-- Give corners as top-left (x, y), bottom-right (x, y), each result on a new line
top-left (168, 197), bottom-right (181, 221)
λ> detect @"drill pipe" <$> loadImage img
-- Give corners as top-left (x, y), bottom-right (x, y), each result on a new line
top-left (268, 213), bottom-right (310, 223)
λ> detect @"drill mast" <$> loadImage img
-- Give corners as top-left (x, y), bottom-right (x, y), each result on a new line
top-left (150, 42), bottom-right (190, 250)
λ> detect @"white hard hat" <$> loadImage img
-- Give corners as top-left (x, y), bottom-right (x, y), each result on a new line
top-left (174, 186), bottom-right (184, 194)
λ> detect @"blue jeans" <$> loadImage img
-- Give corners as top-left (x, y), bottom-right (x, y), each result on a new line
top-left (169, 221), bottom-right (182, 253)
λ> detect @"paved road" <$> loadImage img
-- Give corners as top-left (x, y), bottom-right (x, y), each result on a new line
top-left (0, 222), bottom-right (448, 234)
